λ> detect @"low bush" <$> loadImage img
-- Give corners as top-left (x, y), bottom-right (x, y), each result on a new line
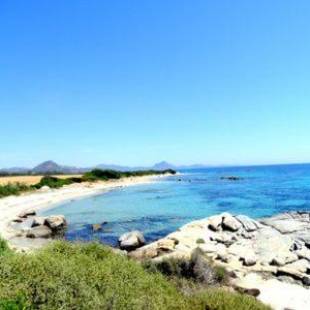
top-left (143, 249), bottom-right (228, 286)
top-left (192, 288), bottom-right (270, 310)
top-left (0, 295), bottom-right (29, 310)
top-left (0, 241), bottom-right (189, 310)
top-left (0, 241), bottom-right (271, 310)
top-left (82, 169), bottom-right (176, 182)
top-left (0, 183), bottom-right (31, 198)
top-left (32, 176), bottom-right (75, 189)
top-left (0, 238), bottom-right (11, 256)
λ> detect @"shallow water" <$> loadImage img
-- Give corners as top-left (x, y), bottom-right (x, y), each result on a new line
top-left (41, 164), bottom-right (310, 246)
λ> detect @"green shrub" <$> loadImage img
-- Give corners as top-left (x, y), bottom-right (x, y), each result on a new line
top-left (0, 183), bottom-right (31, 198)
top-left (0, 241), bottom-right (188, 310)
top-left (143, 248), bottom-right (228, 286)
top-left (82, 169), bottom-right (176, 182)
top-left (0, 238), bottom-right (10, 256)
top-left (0, 295), bottom-right (29, 310)
top-left (191, 288), bottom-right (271, 310)
top-left (0, 241), bottom-right (270, 310)
top-left (32, 176), bottom-right (74, 189)
top-left (196, 238), bottom-right (205, 244)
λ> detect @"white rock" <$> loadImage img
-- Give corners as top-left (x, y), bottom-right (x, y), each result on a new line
top-left (222, 215), bottom-right (242, 232)
top-left (119, 231), bottom-right (145, 250)
top-left (236, 215), bottom-right (260, 232)
top-left (45, 215), bottom-right (67, 231)
top-left (208, 215), bottom-right (223, 231)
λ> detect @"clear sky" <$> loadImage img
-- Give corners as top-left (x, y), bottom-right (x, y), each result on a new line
top-left (1, 1), bottom-right (310, 168)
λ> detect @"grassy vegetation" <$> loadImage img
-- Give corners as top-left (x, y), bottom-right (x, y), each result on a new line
top-left (0, 239), bottom-right (270, 310)
top-left (0, 169), bottom-right (176, 199)
top-left (0, 183), bottom-right (31, 198)
top-left (82, 169), bottom-right (176, 182)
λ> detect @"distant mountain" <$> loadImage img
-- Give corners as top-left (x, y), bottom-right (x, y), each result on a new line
top-left (151, 161), bottom-right (176, 170)
top-left (0, 167), bottom-right (30, 174)
top-left (32, 161), bottom-right (63, 174)
top-left (95, 164), bottom-right (134, 172)
top-left (32, 161), bottom-right (89, 174)
top-left (0, 160), bottom-right (209, 175)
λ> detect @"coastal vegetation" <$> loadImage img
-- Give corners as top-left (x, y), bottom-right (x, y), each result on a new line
top-left (0, 239), bottom-right (270, 310)
top-left (0, 182), bottom-right (31, 198)
top-left (0, 169), bottom-right (176, 198)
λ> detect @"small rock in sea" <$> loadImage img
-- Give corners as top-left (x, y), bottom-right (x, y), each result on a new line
top-left (18, 210), bottom-right (36, 218)
top-left (119, 231), bottom-right (145, 251)
top-left (26, 226), bottom-right (53, 239)
top-left (92, 224), bottom-right (102, 232)
top-left (220, 176), bottom-right (243, 181)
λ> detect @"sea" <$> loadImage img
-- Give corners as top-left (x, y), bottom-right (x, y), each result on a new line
top-left (41, 164), bottom-right (310, 247)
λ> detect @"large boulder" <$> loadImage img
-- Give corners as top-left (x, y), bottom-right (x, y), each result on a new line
top-left (119, 231), bottom-right (145, 251)
top-left (222, 215), bottom-right (242, 232)
top-left (45, 215), bottom-right (67, 231)
top-left (26, 226), bottom-right (53, 239)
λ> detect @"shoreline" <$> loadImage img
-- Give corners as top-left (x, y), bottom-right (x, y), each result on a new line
top-left (0, 174), bottom-right (170, 247)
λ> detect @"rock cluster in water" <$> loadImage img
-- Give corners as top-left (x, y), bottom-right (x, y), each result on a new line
top-left (130, 212), bottom-right (310, 288)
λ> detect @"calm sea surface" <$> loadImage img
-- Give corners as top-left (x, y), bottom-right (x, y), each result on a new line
top-left (41, 164), bottom-right (310, 246)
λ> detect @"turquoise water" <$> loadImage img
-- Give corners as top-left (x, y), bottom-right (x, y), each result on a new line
top-left (42, 164), bottom-right (310, 246)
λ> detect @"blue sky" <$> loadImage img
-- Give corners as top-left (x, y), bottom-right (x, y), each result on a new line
top-left (1, 1), bottom-right (310, 168)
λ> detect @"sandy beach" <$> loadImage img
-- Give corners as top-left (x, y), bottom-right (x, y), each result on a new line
top-left (0, 174), bottom-right (165, 246)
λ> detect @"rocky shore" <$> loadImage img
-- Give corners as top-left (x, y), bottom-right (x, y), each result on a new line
top-left (130, 211), bottom-right (310, 310)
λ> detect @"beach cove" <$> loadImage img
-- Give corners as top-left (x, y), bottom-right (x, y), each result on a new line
top-left (0, 174), bottom-right (168, 251)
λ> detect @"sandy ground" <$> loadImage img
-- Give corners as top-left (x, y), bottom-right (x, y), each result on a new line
top-left (0, 175), bottom-right (82, 186)
top-left (0, 174), bottom-right (166, 244)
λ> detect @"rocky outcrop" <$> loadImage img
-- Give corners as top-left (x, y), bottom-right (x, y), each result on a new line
top-left (130, 212), bottom-right (310, 292)
top-left (119, 231), bottom-right (145, 251)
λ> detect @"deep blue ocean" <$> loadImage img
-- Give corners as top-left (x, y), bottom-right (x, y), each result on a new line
top-left (41, 164), bottom-right (310, 246)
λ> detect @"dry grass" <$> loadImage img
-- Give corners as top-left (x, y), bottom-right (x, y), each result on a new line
top-left (0, 175), bottom-right (82, 186)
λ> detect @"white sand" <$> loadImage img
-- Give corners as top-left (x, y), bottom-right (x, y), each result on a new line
top-left (0, 175), bottom-right (165, 243)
